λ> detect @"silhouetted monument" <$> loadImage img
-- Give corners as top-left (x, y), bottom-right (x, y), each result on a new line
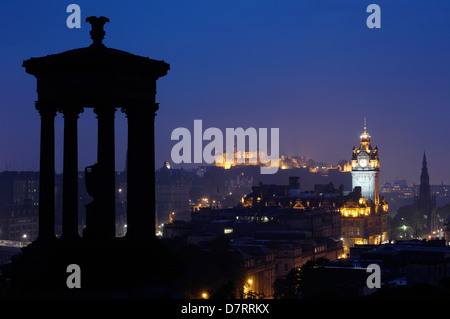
top-left (414, 152), bottom-right (438, 232)
top-left (1, 16), bottom-right (180, 298)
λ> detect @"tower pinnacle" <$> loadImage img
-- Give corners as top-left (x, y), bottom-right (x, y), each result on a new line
top-left (359, 117), bottom-right (370, 148)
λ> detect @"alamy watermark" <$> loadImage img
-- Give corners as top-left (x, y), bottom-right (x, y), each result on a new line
top-left (66, 264), bottom-right (81, 289)
top-left (66, 3), bottom-right (381, 30)
top-left (366, 263), bottom-right (381, 289)
top-left (66, 4), bottom-right (81, 29)
top-left (171, 120), bottom-right (280, 174)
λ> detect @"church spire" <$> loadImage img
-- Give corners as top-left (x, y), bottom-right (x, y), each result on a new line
top-left (416, 151), bottom-right (437, 231)
top-left (419, 151), bottom-right (431, 206)
top-left (421, 151), bottom-right (429, 183)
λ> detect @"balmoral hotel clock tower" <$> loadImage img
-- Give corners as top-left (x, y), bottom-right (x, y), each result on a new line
top-left (351, 120), bottom-right (380, 205)
top-left (340, 120), bottom-right (388, 250)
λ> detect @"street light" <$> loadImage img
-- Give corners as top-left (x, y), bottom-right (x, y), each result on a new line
top-left (21, 234), bottom-right (28, 247)
top-left (401, 225), bottom-right (408, 239)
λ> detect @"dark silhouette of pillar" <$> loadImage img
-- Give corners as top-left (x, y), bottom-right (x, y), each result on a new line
top-left (123, 102), bottom-right (158, 241)
top-left (36, 102), bottom-right (56, 242)
top-left (61, 107), bottom-right (81, 240)
top-left (94, 106), bottom-right (116, 239)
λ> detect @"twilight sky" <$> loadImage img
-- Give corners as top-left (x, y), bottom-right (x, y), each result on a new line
top-left (1, 0), bottom-right (450, 185)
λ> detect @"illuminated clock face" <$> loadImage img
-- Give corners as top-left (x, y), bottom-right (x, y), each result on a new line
top-left (359, 158), bottom-right (368, 167)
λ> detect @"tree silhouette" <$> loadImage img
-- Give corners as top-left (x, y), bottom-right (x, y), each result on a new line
top-left (273, 258), bottom-right (329, 299)
top-left (163, 237), bottom-right (246, 299)
top-left (389, 204), bottom-right (424, 239)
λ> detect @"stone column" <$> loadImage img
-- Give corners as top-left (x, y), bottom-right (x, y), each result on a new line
top-left (123, 102), bottom-right (158, 241)
top-left (94, 106), bottom-right (116, 239)
top-left (36, 102), bottom-right (56, 242)
top-left (61, 106), bottom-right (82, 241)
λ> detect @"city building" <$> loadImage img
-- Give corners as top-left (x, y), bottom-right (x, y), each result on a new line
top-left (234, 243), bottom-right (277, 298)
top-left (341, 122), bottom-right (388, 251)
top-left (0, 171), bottom-right (40, 206)
top-left (0, 203), bottom-right (38, 242)
top-left (381, 180), bottom-right (412, 200)
top-left (0, 172), bottom-right (40, 242)
top-left (301, 239), bottom-right (450, 298)
top-left (214, 148), bottom-right (268, 170)
top-left (163, 176), bottom-right (345, 297)
top-left (340, 187), bottom-right (388, 250)
top-left (445, 215), bottom-right (450, 245)
top-left (156, 162), bottom-right (192, 226)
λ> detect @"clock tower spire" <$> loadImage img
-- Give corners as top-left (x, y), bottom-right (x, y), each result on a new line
top-left (351, 120), bottom-right (380, 204)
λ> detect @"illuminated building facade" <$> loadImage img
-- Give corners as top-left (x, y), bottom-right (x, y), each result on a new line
top-left (214, 149), bottom-right (268, 169)
top-left (214, 151), bottom-right (353, 174)
top-left (340, 187), bottom-right (388, 250)
top-left (341, 122), bottom-right (388, 251)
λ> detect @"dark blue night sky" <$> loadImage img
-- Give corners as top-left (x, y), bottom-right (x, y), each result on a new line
top-left (1, 0), bottom-right (450, 185)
